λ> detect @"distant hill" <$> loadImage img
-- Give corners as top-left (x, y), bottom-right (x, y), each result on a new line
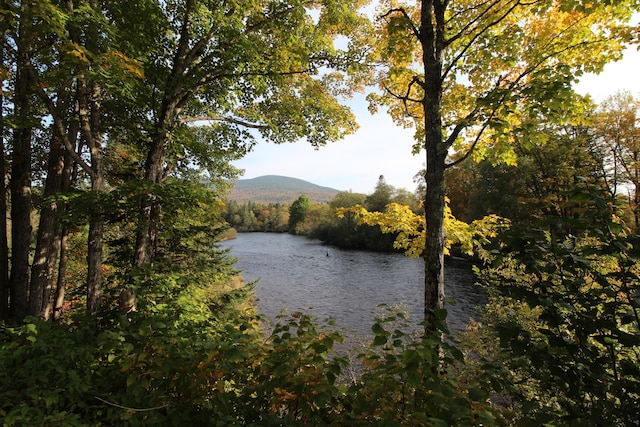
top-left (226, 175), bottom-right (341, 204)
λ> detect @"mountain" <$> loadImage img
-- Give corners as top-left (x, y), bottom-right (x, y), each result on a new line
top-left (226, 175), bottom-right (341, 204)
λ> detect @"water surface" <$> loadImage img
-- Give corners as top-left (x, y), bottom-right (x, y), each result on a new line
top-left (221, 233), bottom-right (485, 336)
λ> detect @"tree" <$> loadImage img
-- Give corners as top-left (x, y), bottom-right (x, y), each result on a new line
top-left (472, 182), bottom-right (640, 425)
top-left (443, 100), bottom-right (619, 234)
top-left (7, 0), bottom-right (37, 323)
top-left (289, 194), bottom-right (311, 232)
top-left (365, 174), bottom-right (394, 212)
top-left (20, 0), bottom-right (131, 317)
top-left (595, 91), bottom-right (640, 229)
top-left (391, 187), bottom-right (420, 213)
top-left (24, 0), bottom-right (95, 319)
top-left (131, 0), bottom-right (369, 266)
top-left (329, 190), bottom-right (367, 210)
top-left (265, 204), bottom-right (289, 232)
top-left (0, 26), bottom-right (9, 321)
top-left (468, 160), bottom-right (527, 221)
top-left (370, 0), bottom-right (639, 332)
top-left (0, 0), bottom-right (140, 320)
top-left (0, 0), bottom-right (370, 319)
top-left (443, 158), bottom-right (476, 222)
top-left (297, 203), bottom-right (332, 235)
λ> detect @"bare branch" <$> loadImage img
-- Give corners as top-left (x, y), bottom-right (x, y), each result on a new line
top-left (444, 0), bottom-right (501, 30)
top-left (445, 117), bottom-right (492, 169)
top-left (443, 75), bottom-right (508, 167)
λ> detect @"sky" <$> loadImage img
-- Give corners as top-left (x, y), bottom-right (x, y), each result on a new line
top-left (230, 46), bottom-right (640, 195)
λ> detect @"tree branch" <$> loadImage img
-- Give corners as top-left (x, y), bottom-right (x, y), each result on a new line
top-left (442, 0), bottom-right (522, 81)
top-left (179, 115), bottom-right (269, 130)
top-left (444, 32), bottom-right (605, 167)
top-left (445, 116), bottom-right (493, 169)
top-left (379, 8), bottom-right (421, 39)
top-left (381, 80), bottom-right (423, 120)
top-left (94, 396), bottom-right (167, 412)
top-left (22, 58), bottom-right (93, 178)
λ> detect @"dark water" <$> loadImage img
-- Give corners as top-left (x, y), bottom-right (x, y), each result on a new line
top-left (220, 233), bottom-right (485, 336)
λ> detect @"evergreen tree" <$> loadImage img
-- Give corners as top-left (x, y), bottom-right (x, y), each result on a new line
top-left (365, 175), bottom-right (394, 212)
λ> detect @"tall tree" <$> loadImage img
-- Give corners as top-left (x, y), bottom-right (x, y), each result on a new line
top-left (27, 39), bottom-right (83, 319)
top-left (76, 0), bottom-right (106, 315)
top-left (27, 0), bottom-right (84, 319)
top-left (370, 0), bottom-right (638, 332)
top-left (27, 134), bottom-right (65, 319)
top-left (8, 1), bottom-right (36, 323)
top-left (23, 0), bottom-right (110, 316)
top-left (595, 91), bottom-right (640, 229)
top-left (2, 0), bottom-right (70, 321)
top-left (1, 0), bottom-right (370, 318)
top-left (132, 0), bottom-right (369, 266)
top-left (0, 30), bottom-right (8, 321)
top-left (6, 0), bottom-right (148, 316)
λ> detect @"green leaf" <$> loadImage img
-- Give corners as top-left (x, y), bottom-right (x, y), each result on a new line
top-left (372, 334), bottom-right (388, 347)
top-left (468, 387), bottom-right (488, 402)
top-left (371, 323), bottom-right (386, 336)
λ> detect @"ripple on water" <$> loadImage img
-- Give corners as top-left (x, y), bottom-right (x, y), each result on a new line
top-left (221, 233), bottom-right (485, 337)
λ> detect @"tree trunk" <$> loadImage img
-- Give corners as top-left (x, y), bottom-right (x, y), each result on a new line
top-left (52, 149), bottom-right (79, 320)
top-left (28, 136), bottom-right (65, 319)
top-left (0, 37), bottom-right (9, 322)
top-left (134, 133), bottom-right (168, 266)
top-left (52, 229), bottom-right (69, 321)
top-left (76, 0), bottom-right (105, 316)
top-left (79, 80), bottom-right (105, 315)
top-left (86, 211), bottom-right (104, 315)
top-left (420, 0), bottom-right (447, 334)
top-left (29, 17), bottom-right (80, 317)
top-left (423, 143), bottom-right (447, 332)
top-left (134, 0), bottom-right (194, 267)
top-left (134, 72), bottom-right (193, 266)
top-left (9, 39), bottom-right (33, 324)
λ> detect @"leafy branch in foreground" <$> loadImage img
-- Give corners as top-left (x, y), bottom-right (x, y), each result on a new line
top-left (341, 305), bottom-right (500, 426)
top-left (469, 183), bottom-right (640, 426)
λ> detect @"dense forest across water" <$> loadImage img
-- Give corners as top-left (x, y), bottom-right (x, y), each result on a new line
top-left (223, 175), bottom-right (419, 251)
top-left (2, 0), bottom-right (640, 425)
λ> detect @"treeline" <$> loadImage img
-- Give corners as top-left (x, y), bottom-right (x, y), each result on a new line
top-left (446, 91), bottom-right (640, 234)
top-left (223, 175), bottom-right (422, 252)
top-left (223, 200), bottom-right (291, 232)
top-left (226, 88), bottom-right (640, 252)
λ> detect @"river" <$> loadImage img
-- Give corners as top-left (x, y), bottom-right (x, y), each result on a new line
top-left (220, 232), bottom-right (485, 337)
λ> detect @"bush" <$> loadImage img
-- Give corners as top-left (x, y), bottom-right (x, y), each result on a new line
top-left (471, 184), bottom-right (640, 426)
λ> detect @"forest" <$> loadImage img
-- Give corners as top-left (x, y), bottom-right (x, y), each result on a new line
top-left (1, 0), bottom-right (640, 425)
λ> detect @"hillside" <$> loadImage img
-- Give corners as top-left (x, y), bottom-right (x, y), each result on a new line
top-left (226, 175), bottom-right (341, 203)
